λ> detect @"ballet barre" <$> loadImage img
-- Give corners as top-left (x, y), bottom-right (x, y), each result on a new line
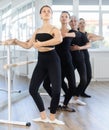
top-left (0, 56), bottom-right (19, 93)
top-left (0, 43), bottom-right (37, 127)
top-left (3, 60), bottom-right (37, 69)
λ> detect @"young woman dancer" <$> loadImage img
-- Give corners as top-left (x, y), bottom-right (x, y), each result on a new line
top-left (43, 11), bottom-right (85, 110)
top-left (6, 5), bottom-right (64, 125)
top-left (77, 18), bottom-right (104, 97)
top-left (69, 15), bottom-right (91, 104)
top-left (55, 11), bottom-right (76, 111)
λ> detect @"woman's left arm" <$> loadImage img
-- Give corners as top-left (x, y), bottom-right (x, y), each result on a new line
top-left (88, 33), bottom-right (104, 42)
top-left (79, 42), bottom-right (91, 50)
top-left (33, 27), bottom-right (62, 48)
top-left (71, 42), bottom-right (91, 51)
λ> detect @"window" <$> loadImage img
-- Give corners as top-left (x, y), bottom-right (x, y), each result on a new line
top-left (52, 0), bottom-right (109, 49)
top-left (102, 13), bottom-right (109, 48)
top-left (79, 0), bottom-right (109, 49)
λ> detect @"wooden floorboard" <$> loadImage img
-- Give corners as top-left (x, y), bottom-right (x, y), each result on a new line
top-left (0, 75), bottom-right (109, 130)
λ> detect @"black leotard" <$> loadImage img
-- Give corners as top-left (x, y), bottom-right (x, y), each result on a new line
top-left (35, 33), bottom-right (54, 48)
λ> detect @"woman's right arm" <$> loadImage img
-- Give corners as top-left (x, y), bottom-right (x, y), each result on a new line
top-left (14, 29), bottom-right (38, 49)
top-left (62, 32), bottom-right (75, 38)
top-left (14, 39), bottom-right (33, 49)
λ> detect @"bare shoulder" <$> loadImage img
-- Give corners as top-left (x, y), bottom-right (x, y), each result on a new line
top-left (50, 26), bottom-right (61, 35)
top-left (51, 26), bottom-right (60, 31)
top-left (32, 28), bottom-right (41, 37)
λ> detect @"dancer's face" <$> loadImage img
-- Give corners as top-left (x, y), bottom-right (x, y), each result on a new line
top-left (40, 6), bottom-right (52, 21)
top-left (78, 19), bottom-right (86, 30)
top-left (60, 12), bottom-right (70, 24)
top-left (69, 17), bottom-right (78, 30)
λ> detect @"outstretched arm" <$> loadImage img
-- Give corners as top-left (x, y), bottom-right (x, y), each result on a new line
top-left (3, 29), bottom-right (38, 49)
top-left (14, 39), bottom-right (33, 49)
top-left (87, 33), bottom-right (104, 42)
top-left (14, 29), bottom-right (38, 49)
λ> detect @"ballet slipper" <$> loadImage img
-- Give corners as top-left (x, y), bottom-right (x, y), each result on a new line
top-left (49, 119), bottom-right (65, 125)
top-left (32, 117), bottom-right (49, 123)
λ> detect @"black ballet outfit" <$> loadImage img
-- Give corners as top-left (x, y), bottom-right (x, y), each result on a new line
top-left (29, 33), bottom-right (61, 114)
top-left (70, 30), bottom-right (91, 96)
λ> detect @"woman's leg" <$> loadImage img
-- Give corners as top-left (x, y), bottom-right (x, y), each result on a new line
top-left (75, 60), bottom-right (87, 96)
top-left (62, 63), bottom-right (76, 105)
top-left (81, 52), bottom-right (92, 97)
top-left (48, 63), bottom-right (61, 114)
top-left (29, 63), bottom-right (46, 113)
top-left (43, 76), bottom-right (52, 97)
top-left (71, 59), bottom-right (87, 105)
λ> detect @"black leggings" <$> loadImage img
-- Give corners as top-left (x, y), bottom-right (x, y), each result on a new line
top-left (29, 50), bottom-right (61, 114)
top-left (43, 58), bottom-right (76, 106)
top-left (82, 50), bottom-right (92, 93)
top-left (71, 51), bottom-right (87, 96)
top-left (61, 61), bottom-right (76, 105)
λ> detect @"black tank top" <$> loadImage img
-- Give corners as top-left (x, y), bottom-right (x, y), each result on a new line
top-left (35, 33), bottom-right (54, 48)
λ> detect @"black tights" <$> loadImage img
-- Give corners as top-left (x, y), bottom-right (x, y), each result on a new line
top-left (29, 50), bottom-right (61, 114)
top-left (43, 61), bottom-right (76, 106)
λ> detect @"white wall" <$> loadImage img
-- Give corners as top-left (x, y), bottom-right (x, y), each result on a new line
top-left (89, 49), bottom-right (109, 81)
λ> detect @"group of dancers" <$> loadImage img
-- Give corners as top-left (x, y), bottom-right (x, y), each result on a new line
top-left (4, 5), bottom-right (104, 125)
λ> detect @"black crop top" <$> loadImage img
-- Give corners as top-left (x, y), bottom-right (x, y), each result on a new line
top-left (35, 33), bottom-right (54, 48)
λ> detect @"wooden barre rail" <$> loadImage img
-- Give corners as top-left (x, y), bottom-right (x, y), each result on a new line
top-left (3, 60), bottom-right (37, 69)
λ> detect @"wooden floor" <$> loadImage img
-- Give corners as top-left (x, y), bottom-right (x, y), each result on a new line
top-left (0, 74), bottom-right (109, 130)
